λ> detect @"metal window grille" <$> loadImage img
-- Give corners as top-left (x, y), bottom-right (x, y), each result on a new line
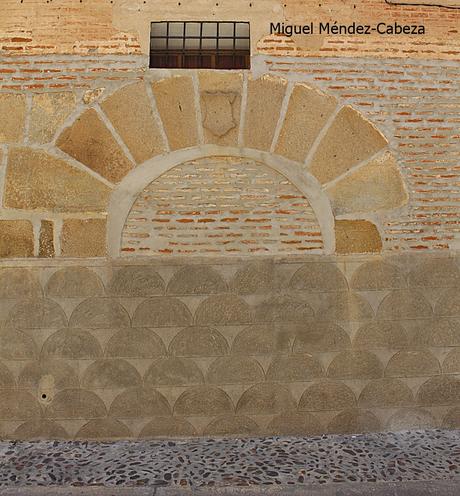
top-left (149, 21), bottom-right (250, 69)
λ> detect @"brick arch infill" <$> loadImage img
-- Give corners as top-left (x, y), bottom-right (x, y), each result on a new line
top-left (106, 145), bottom-right (336, 258)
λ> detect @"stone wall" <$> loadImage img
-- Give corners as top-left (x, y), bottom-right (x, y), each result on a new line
top-left (0, 253), bottom-right (459, 440)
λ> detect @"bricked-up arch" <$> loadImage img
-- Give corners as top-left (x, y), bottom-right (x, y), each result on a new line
top-left (50, 72), bottom-right (408, 258)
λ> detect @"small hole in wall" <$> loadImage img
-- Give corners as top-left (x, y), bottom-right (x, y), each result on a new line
top-left (41, 393), bottom-right (47, 400)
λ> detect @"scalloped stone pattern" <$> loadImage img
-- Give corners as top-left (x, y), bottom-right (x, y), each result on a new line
top-left (0, 253), bottom-right (458, 441)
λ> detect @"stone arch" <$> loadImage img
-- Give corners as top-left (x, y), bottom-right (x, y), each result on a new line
top-left (50, 72), bottom-right (408, 258)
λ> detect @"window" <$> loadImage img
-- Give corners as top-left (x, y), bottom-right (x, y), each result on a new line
top-left (149, 21), bottom-right (250, 70)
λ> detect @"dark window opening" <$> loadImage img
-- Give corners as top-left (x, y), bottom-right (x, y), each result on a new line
top-left (150, 21), bottom-right (250, 69)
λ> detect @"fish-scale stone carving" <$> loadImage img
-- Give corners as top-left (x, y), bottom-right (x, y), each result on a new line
top-left (358, 378), bottom-right (414, 408)
top-left (133, 298), bottom-right (192, 327)
top-left (417, 376), bottom-right (460, 406)
top-left (0, 329), bottom-right (38, 360)
top-left (195, 295), bottom-right (252, 325)
top-left (266, 355), bottom-right (323, 382)
top-left (327, 351), bottom-right (383, 379)
top-left (100, 82), bottom-right (166, 164)
top-left (174, 386), bottom-right (234, 416)
top-left (292, 322), bottom-right (351, 353)
top-left (254, 296), bottom-right (314, 323)
top-left (267, 413), bottom-right (323, 437)
top-left (206, 356), bottom-right (265, 385)
top-left (139, 417), bottom-right (197, 438)
top-left (328, 409), bottom-right (381, 434)
top-left (442, 348), bottom-right (460, 374)
top-left (204, 415), bottom-right (259, 437)
top-left (14, 419), bottom-right (68, 440)
top-left (377, 290), bottom-right (432, 320)
top-left (236, 383), bottom-right (296, 415)
top-left (144, 358), bottom-right (204, 386)
top-left (298, 381), bottom-right (357, 411)
top-left (353, 321), bottom-right (409, 349)
top-left (307, 106), bottom-right (388, 185)
top-left (45, 267), bottom-right (104, 298)
top-left (350, 260), bottom-right (406, 291)
top-left (167, 266), bottom-right (227, 295)
top-left (385, 350), bottom-right (440, 377)
top-left (109, 386), bottom-right (171, 418)
top-left (45, 389), bottom-right (106, 419)
top-left (408, 258), bottom-right (460, 288)
top-left (231, 324), bottom-right (291, 355)
top-left (0, 390), bottom-right (41, 420)
top-left (386, 408), bottom-right (437, 431)
top-left (82, 359), bottom-right (141, 389)
top-left (0, 268), bottom-right (42, 299)
top-left (75, 418), bottom-right (131, 440)
top-left (19, 359), bottom-right (79, 390)
top-left (69, 298), bottom-right (130, 329)
top-left (108, 266), bottom-right (165, 297)
top-left (230, 261), bottom-right (276, 295)
top-left (289, 264), bottom-right (348, 292)
top-left (42, 328), bottom-right (103, 359)
top-left (169, 327), bottom-right (229, 358)
top-left (56, 108), bottom-right (133, 183)
top-left (316, 293), bottom-right (374, 322)
top-left (427, 320), bottom-right (460, 346)
top-left (443, 407), bottom-right (460, 429)
top-left (275, 83), bottom-right (337, 163)
top-left (435, 288), bottom-right (460, 317)
top-left (0, 362), bottom-right (15, 387)
top-left (7, 298), bottom-right (67, 329)
top-left (105, 328), bottom-right (166, 358)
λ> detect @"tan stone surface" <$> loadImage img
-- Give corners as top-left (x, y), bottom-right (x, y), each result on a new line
top-left (45, 389), bottom-right (106, 419)
top-left (386, 350), bottom-right (440, 378)
top-left (151, 76), bottom-right (198, 150)
top-left (443, 407), bottom-right (460, 429)
top-left (7, 298), bottom-right (67, 329)
top-left (427, 319), bottom-right (460, 347)
top-left (0, 220), bottom-right (34, 258)
top-left (0, 362), bottom-right (14, 387)
top-left (442, 348), bottom-right (460, 374)
top-left (254, 296), bottom-right (314, 323)
top-left (139, 417), bottom-right (197, 438)
top-left (359, 378), bottom-right (413, 408)
top-left (69, 297), bottom-right (130, 329)
top-left (350, 260), bottom-right (406, 291)
top-left (243, 75), bottom-right (287, 151)
top-left (101, 82), bottom-right (166, 163)
top-left (267, 413), bottom-right (322, 436)
top-left (335, 220), bottom-right (382, 254)
top-left (42, 328), bottom-right (102, 359)
top-left (298, 381), bottom-right (357, 412)
top-left (61, 219), bottom-right (107, 258)
top-left (328, 409), bottom-right (381, 434)
top-left (0, 390), bottom-right (41, 420)
top-left (199, 71), bottom-right (243, 146)
top-left (435, 288), bottom-right (460, 317)
top-left (386, 408), bottom-right (437, 431)
top-left (167, 266), bottom-right (227, 295)
top-left (316, 292), bottom-right (374, 322)
top-left (0, 328), bottom-right (37, 360)
top-left (206, 356), bottom-right (264, 385)
top-left (0, 94), bottom-right (26, 143)
top-left (308, 106), bottom-right (388, 184)
top-left (144, 358), bottom-right (204, 387)
top-left (0, 268), bottom-right (42, 299)
top-left (195, 295), bottom-right (252, 325)
top-left (82, 359), bottom-right (141, 389)
top-left (19, 359), bottom-right (79, 390)
top-left (4, 148), bottom-right (111, 212)
top-left (326, 152), bottom-right (408, 215)
top-left (231, 325), bottom-right (291, 355)
top-left (408, 258), bottom-right (460, 288)
top-left (109, 386), bottom-right (171, 418)
top-left (266, 355), bottom-right (323, 382)
top-left (174, 386), bottom-right (233, 416)
top-left (327, 351), bottom-right (383, 379)
top-left (204, 415), bottom-right (259, 437)
top-left (38, 220), bottom-right (54, 258)
top-left (14, 419), bottom-right (68, 440)
top-left (132, 297), bottom-right (192, 327)
top-left (109, 266), bottom-right (165, 296)
top-left (76, 419), bottom-right (131, 440)
top-left (276, 84), bottom-right (337, 163)
top-left (353, 321), bottom-right (409, 349)
top-left (30, 92), bottom-right (76, 144)
top-left (236, 383), bottom-right (296, 415)
top-left (46, 267), bottom-right (104, 298)
top-left (293, 322), bottom-right (350, 353)
top-left (377, 290), bottom-right (432, 320)
top-left (106, 328), bottom-right (166, 359)
top-left (417, 376), bottom-right (460, 406)
top-left (56, 108), bottom-right (133, 183)
top-left (289, 263), bottom-right (348, 292)
top-left (231, 261), bottom-right (275, 295)
top-left (169, 326), bottom-right (229, 357)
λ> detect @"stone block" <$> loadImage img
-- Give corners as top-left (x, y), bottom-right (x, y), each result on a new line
top-left (0, 94), bottom-right (26, 143)
top-left (195, 295), bottom-right (252, 325)
top-left (144, 357), bottom-right (204, 387)
top-left (169, 326), bottom-right (229, 357)
top-left (292, 322), bottom-right (351, 352)
top-left (19, 359), bottom-right (79, 391)
top-left (327, 351), bottom-right (383, 379)
top-left (199, 71), bottom-right (243, 146)
top-left (206, 356), bottom-right (264, 385)
top-left (204, 415), bottom-right (259, 437)
top-left (350, 260), bottom-right (406, 291)
top-left (316, 292), bottom-right (374, 322)
top-left (109, 386), bottom-right (171, 418)
top-left (427, 319), bottom-right (460, 347)
top-left (61, 219), bottom-right (107, 258)
top-left (308, 106), bottom-right (388, 184)
top-left (46, 267), bottom-right (104, 298)
top-left (443, 407), bottom-right (460, 429)
top-left (69, 297), bottom-right (130, 329)
top-left (14, 419), bottom-right (68, 440)
top-left (109, 266), bottom-right (165, 296)
top-left (377, 290), bottom-right (432, 320)
top-left (0, 362), bottom-right (14, 387)
top-left (335, 219), bottom-right (382, 254)
top-left (0, 268), bottom-right (42, 299)
top-left (417, 376), bottom-right (460, 406)
top-left (359, 378), bottom-right (413, 407)
top-left (101, 82), bottom-right (166, 163)
top-left (56, 108), bottom-right (133, 183)
top-left (151, 76), bottom-right (198, 150)
top-left (230, 261), bottom-right (276, 295)
top-left (231, 324), bottom-right (291, 355)
top-left (385, 350), bottom-right (440, 378)
top-left (0, 329), bottom-right (37, 360)
top-left (174, 386), bottom-right (233, 416)
top-left (38, 220), bottom-right (54, 258)
top-left (408, 258), bottom-right (460, 288)
top-left (167, 266), bottom-right (227, 295)
top-left (139, 417), bottom-right (197, 438)
top-left (289, 263), bottom-right (348, 292)
top-left (0, 390), bottom-right (41, 420)
top-left (435, 288), bottom-right (460, 317)
top-left (254, 296), bottom-right (314, 323)
top-left (30, 92), bottom-right (76, 144)
top-left (106, 328), bottom-right (166, 359)
top-left (42, 328), bottom-right (102, 360)
top-left (75, 418), bottom-right (131, 440)
top-left (7, 298), bottom-right (67, 329)
top-left (82, 359), bottom-right (141, 389)
top-left (4, 147), bottom-right (111, 213)
top-left (45, 389), bottom-right (106, 419)
top-left (236, 383), bottom-right (296, 415)
top-left (353, 321), bottom-right (409, 349)
top-left (133, 297), bottom-right (192, 327)
top-left (266, 355), bottom-right (323, 382)
top-left (267, 413), bottom-right (323, 436)
top-left (328, 409), bottom-right (381, 434)
top-left (326, 152), bottom-right (408, 215)
top-left (298, 381), bottom-right (357, 412)
top-left (386, 408), bottom-right (437, 431)
top-left (243, 75), bottom-right (287, 151)
top-left (442, 348), bottom-right (460, 374)
top-left (0, 220), bottom-right (34, 258)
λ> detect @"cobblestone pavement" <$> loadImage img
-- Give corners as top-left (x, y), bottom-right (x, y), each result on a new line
top-left (0, 430), bottom-right (458, 494)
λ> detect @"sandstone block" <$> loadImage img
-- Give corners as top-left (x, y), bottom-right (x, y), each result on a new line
top-left (0, 94), bottom-right (26, 143)
top-left (377, 290), bottom-right (432, 320)
top-left (46, 267), bottom-right (104, 298)
top-left (417, 376), bottom-right (460, 406)
top-left (408, 258), bottom-right (460, 288)
top-left (435, 288), bottom-right (460, 317)
top-left (266, 355), bottom-right (323, 382)
top-left (69, 298), bottom-right (130, 329)
top-left (144, 357), bottom-right (204, 387)
top-left (19, 359), bottom-right (79, 391)
top-left (350, 260), bottom-right (406, 291)
top-left (353, 321), bottom-right (409, 349)
top-left (0, 220), bottom-right (34, 258)
top-left (0, 362), bottom-right (14, 388)
top-left (292, 322), bottom-right (351, 353)
top-left (61, 219), bottom-right (107, 258)
top-left (195, 295), bottom-right (252, 325)
top-left (328, 409), bottom-right (381, 434)
top-left (133, 297), bottom-right (192, 327)
top-left (289, 263), bottom-right (348, 292)
top-left (206, 356), bottom-right (264, 385)
top-left (44, 389), bottom-right (106, 419)
top-left (169, 326), bottom-right (229, 357)
top-left (204, 415), bottom-right (259, 437)
top-left (0, 329), bottom-right (37, 360)
top-left (386, 408), bottom-right (437, 431)
top-left (327, 351), bottom-right (383, 379)
top-left (335, 220), bottom-right (382, 254)
top-left (105, 328), bottom-right (166, 359)
top-left (254, 296), bottom-right (314, 323)
top-left (231, 324), bottom-right (291, 356)
top-left (316, 292), bottom-right (374, 322)
top-left (358, 378), bottom-right (413, 408)
top-left (427, 320), bottom-right (460, 347)
top-left (75, 418), bottom-right (131, 440)
top-left (236, 383), bottom-right (296, 415)
top-left (0, 268), bottom-right (42, 299)
top-left (7, 298), bottom-right (67, 329)
top-left (442, 348), bottom-right (460, 374)
top-left (443, 407), bottom-right (460, 429)
top-left (14, 419), bottom-right (68, 440)
top-left (42, 328), bottom-right (102, 360)
top-left (298, 381), bottom-right (357, 412)
top-left (38, 220), bottom-right (54, 258)
top-left (82, 359), bottom-right (141, 389)
top-left (167, 266), bottom-right (227, 295)
top-left (0, 390), bottom-right (41, 420)
top-left (174, 386), bottom-right (234, 416)
top-left (109, 266), bottom-right (165, 296)
top-left (109, 386), bottom-right (171, 418)
top-left (231, 261), bottom-right (276, 295)
top-left (267, 413), bottom-right (322, 437)
top-left (139, 417), bottom-right (197, 438)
